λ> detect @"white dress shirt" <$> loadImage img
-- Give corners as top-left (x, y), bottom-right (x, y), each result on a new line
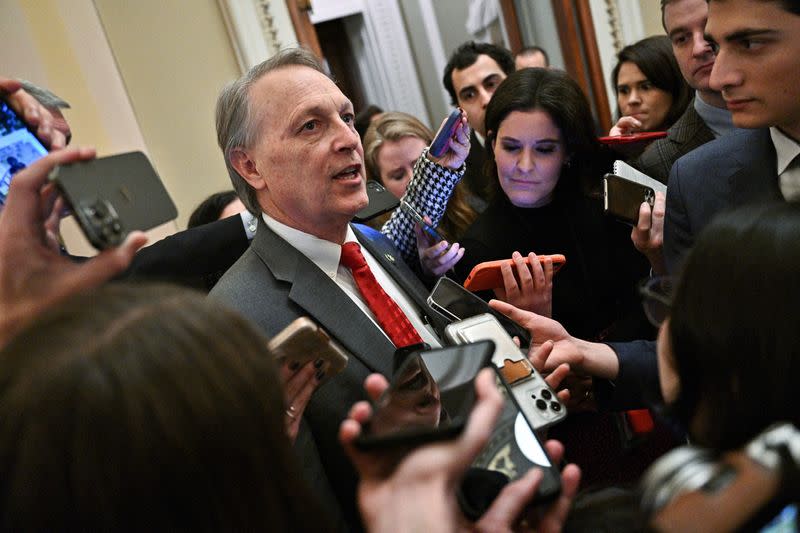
top-left (263, 214), bottom-right (441, 348)
top-left (770, 127), bottom-right (800, 201)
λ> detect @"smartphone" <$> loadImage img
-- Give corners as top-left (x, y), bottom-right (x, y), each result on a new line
top-left (353, 180), bottom-right (400, 222)
top-left (49, 151), bottom-right (177, 250)
top-left (427, 277), bottom-right (531, 345)
top-left (603, 173), bottom-right (656, 226)
top-left (400, 200), bottom-right (444, 242)
top-left (429, 108), bottom-right (463, 158)
top-left (267, 317), bottom-right (349, 386)
top-left (445, 314), bottom-right (566, 431)
top-left (597, 131), bottom-right (667, 146)
top-left (355, 340), bottom-right (495, 450)
top-left (463, 254), bottom-right (567, 293)
top-left (0, 99), bottom-right (48, 205)
top-left (459, 364), bottom-right (562, 520)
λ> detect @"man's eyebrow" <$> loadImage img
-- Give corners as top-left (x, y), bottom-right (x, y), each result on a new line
top-left (716, 28), bottom-right (780, 43)
top-left (667, 25), bottom-right (689, 39)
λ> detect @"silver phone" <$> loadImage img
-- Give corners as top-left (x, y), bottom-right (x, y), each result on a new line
top-left (444, 314), bottom-right (567, 431)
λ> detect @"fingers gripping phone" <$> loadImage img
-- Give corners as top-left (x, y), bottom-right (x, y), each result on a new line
top-left (603, 173), bottom-right (656, 226)
top-left (0, 99), bottom-right (48, 206)
top-left (355, 340), bottom-right (495, 449)
top-left (268, 317), bottom-right (349, 387)
top-left (444, 314), bottom-right (566, 431)
top-left (463, 254), bottom-right (567, 293)
top-left (50, 151), bottom-right (178, 250)
top-left (429, 108), bottom-right (463, 158)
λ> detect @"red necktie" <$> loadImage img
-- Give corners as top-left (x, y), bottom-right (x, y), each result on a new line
top-left (340, 242), bottom-right (424, 348)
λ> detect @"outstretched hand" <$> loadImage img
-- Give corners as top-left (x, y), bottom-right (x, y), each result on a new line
top-left (0, 148), bottom-right (147, 347)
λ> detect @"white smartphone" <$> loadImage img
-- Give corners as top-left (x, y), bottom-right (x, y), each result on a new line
top-left (444, 314), bottom-right (566, 431)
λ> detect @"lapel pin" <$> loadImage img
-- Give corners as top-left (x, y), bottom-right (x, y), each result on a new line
top-left (384, 253), bottom-right (395, 263)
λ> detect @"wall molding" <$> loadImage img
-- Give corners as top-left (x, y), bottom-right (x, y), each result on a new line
top-left (218, 0), bottom-right (282, 72)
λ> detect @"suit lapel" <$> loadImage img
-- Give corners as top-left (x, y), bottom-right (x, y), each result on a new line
top-left (728, 129), bottom-right (783, 206)
top-left (251, 221), bottom-right (395, 376)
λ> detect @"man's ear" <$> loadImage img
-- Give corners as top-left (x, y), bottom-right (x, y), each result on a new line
top-left (230, 148), bottom-right (267, 191)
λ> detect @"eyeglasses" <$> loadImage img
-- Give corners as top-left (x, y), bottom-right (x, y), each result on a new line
top-left (639, 276), bottom-right (674, 327)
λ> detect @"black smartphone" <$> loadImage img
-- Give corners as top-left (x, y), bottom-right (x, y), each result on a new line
top-left (427, 277), bottom-right (531, 346)
top-left (0, 99), bottom-right (48, 205)
top-left (355, 340), bottom-right (495, 450)
top-left (458, 365), bottom-right (562, 520)
top-left (429, 108), bottom-right (462, 158)
top-left (400, 199), bottom-right (444, 242)
top-left (603, 173), bottom-right (655, 226)
top-left (353, 180), bottom-right (400, 222)
top-left (50, 151), bottom-right (178, 250)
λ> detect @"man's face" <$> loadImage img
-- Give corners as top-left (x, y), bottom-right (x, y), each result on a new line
top-left (706, 0), bottom-right (800, 136)
top-left (236, 66), bottom-right (367, 241)
top-left (451, 54), bottom-right (507, 137)
top-left (664, 0), bottom-right (717, 92)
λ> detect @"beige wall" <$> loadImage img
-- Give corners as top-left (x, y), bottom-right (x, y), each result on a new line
top-left (1, 0), bottom-right (262, 254)
top-left (639, 0), bottom-right (665, 37)
top-left (94, 0), bottom-right (243, 229)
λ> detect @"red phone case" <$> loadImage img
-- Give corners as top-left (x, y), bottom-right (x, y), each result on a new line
top-left (598, 131), bottom-right (667, 145)
top-left (463, 254), bottom-right (567, 292)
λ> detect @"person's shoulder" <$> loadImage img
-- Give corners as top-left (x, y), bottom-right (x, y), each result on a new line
top-left (675, 128), bottom-right (765, 171)
top-left (209, 247), bottom-right (272, 300)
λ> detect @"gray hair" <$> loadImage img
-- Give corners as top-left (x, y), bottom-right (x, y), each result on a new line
top-left (215, 47), bottom-right (326, 214)
top-left (18, 80), bottom-right (71, 110)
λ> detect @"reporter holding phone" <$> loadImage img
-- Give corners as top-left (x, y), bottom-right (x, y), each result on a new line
top-left (364, 111), bottom-right (475, 276)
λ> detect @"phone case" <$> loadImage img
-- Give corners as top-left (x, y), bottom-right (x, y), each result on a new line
top-left (355, 340), bottom-right (495, 450)
top-left (51, 151), bottom-right (177, 249)
top-left (444, 314), bottom-right (566, 431)
top-left (463, 254), bottom-right (566, 293)
top-left (603, 173), bottom-right (656, 226)
top-left (459, 365), bottom-right (562, 520)
top-left (598, 131), bottom-right (667, 145)
top-left (429, 109), bottom-right (462, 157)
top-left (352, 180), bottom-right (400, 222)
top-left (267, 317), bottom-right (349, 385)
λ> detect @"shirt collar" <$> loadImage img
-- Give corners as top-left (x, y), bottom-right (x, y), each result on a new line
top-left (770, 127), bottom-right (800, 175)
top-left (262, 213), bottom-right (359, 279)
top-left (694, 94), bottom-right (736, 138)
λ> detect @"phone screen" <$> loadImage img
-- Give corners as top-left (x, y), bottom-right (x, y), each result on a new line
top-left (0, 100), bottom-right (47, 205)
top-left (428, 277), bottom-right (531, 345)
top-left (356, 341), bottom-right (494, 449)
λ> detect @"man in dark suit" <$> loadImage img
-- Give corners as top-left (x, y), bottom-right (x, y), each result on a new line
top-left (630, 0), bottom-right (738, 183)
top-left (209, 48), bottom-right (454, 530)
top-left (442, 42), bottom-right (515, 211)
top-left (665, 0), bottom-right (800, 271)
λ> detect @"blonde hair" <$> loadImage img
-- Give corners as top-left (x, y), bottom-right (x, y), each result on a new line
top-left (363, 112), bottom-right (434, 182)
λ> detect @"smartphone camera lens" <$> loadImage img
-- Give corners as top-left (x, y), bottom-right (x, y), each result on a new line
top-left (536, 399), bottom-right (547, 410)
top-left (541, 389), bottom-right (552, 400)
top-left (550, 402), bottom-right (561, 412)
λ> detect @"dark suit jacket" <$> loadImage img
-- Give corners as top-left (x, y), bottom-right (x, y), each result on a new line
top-left (664, 128), bottom-right (782, 273)
top-left (209, 220), bottom-right (447, 530)
top-left (632, 99), bottom-right (715, 184)
top-left (120, 215), bottom-right (250, 291)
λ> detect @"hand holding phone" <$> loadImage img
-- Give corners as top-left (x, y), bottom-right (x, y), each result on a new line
top-left (49, 151), bottom-right (177, 250)
top-left (428, 109), bottom-right (470, 169)
top-left (603, 173), bottom-right (656, 226)
top-left (463, 254), bottom-right (566, 293)
top-left (268, 317), bottom-right (349, 387)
